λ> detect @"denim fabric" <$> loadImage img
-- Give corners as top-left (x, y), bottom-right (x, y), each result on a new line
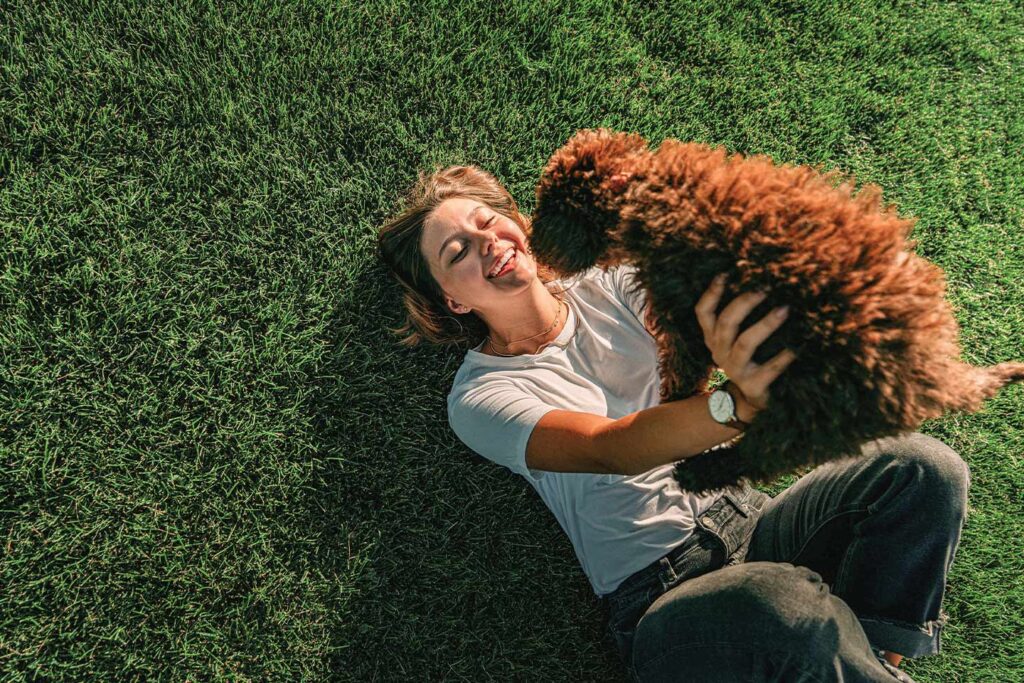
top-left (602, 432), bottom-right (969, 682)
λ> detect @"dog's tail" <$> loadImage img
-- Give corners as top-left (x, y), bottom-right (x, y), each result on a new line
top-left (984, 362), bottom-right (1024, 390)
top-left (954, 361), bottom-right (1024, 413)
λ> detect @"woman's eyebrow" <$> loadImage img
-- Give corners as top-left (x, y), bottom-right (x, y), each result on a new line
top-left (437, 206), bottom-right (485, 263)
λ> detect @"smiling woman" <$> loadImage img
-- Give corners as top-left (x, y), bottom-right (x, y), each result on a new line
top-left (377, 162), bottom-right (964, 683)
top-left (377, 164), bottom-right (570, 355)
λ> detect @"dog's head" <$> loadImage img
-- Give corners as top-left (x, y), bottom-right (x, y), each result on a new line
top-left (529, 128), bottom-right (649, 275)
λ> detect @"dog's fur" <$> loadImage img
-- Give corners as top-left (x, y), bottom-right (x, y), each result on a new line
top-left (529, 128), bottom-right (1024, 494)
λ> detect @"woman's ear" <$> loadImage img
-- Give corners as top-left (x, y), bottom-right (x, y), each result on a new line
top-left (447, 297), bottom-right (471, 315)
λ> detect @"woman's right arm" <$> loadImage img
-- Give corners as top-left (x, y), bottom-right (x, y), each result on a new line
top-left (594, 392), bottom-right (757, 476)
top-left (604, 273), bottom-right (797, 476)
top-left (526, 392), bottom-right (756, 477)
top-left (528, 273), bottom-right (797, 477)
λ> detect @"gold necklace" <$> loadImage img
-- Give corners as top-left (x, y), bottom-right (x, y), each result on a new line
top-left (485, 298), bottom-right (565, 357)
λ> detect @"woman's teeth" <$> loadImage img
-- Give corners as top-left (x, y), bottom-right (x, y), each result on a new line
top-left (490, 249), bottom-right (516, 278)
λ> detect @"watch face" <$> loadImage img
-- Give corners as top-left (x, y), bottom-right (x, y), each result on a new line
top-left (709, 389), bottom-right (733, 422)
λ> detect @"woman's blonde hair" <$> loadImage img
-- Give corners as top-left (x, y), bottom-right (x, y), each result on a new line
top-left (377, 164), bottom-right (568, 350)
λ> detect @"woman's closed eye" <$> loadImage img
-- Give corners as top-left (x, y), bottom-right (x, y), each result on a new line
top-left (453, 217), bottom-right (495, 262)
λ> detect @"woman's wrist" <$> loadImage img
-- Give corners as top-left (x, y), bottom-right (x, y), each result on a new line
top-left (725, 381), bottom-right (761, 424)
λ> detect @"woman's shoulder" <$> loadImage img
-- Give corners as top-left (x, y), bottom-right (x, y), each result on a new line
top-left (548, 264), bottom-right (630, 295)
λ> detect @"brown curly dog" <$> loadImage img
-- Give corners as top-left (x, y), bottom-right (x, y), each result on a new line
top-left (529, 127), bottom-right (1023, 494)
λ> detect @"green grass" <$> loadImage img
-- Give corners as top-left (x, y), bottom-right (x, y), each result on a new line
top-left (2, 0), bottom-right (1022, 680)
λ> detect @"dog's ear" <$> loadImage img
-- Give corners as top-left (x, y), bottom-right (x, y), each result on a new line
top-left (529, 128), bottom-right (649, 275)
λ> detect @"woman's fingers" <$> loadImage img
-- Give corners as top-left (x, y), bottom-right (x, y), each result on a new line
top-left (694, 274), bottom-right (727, 338)
top-left (713, 290), bottom-right (769, 354)
top-left (696, 275), bottom-right (792, 383)
top-left (750, 348), bottom-right (799, 388)
top-left (730, 305), bottom-right (790, 367)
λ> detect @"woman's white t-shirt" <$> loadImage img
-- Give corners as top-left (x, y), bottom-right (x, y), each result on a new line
top-left (446, 264), bottom-right (722, 597)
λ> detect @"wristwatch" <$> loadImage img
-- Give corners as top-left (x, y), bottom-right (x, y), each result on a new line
top-left (708, 380), bottom-right (751, 431)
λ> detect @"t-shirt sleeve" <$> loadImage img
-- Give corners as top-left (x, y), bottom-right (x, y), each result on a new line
top-left (607, 263), bottom-right (652, 331)
top-left (447, 380), bottom-right (558, 484)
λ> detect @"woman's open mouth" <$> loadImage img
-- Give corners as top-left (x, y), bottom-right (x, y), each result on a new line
top-left (488, 248), bottom-right (517, 279)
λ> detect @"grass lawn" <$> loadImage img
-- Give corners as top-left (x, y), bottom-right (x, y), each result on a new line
top-left (3, 0), bottom-right (1022, 680)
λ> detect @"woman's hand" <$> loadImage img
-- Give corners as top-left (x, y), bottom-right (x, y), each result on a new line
top-left (695, 273), bottom-right (798, 413)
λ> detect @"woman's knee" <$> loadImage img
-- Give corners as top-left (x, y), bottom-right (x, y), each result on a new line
top-left (874, 432), bottom-right (971, 511)
top-left (633, 562), bottom-right (844, 659)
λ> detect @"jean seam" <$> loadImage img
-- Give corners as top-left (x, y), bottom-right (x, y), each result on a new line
top-left (831, 510), bottom-right (869, 597)
top-left (633, 642), bottom-right (831, 683)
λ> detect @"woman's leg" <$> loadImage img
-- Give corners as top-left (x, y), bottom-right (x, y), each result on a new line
top-left (630, 561), bottom-right (899, 682)
top-left (744, 431), bottom-right (971, 660)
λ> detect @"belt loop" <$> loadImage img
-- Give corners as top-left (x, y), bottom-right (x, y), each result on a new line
top-left (657, 556), bottom-right (678, 592)
top-left (729, 493), bottom-right (751, 517)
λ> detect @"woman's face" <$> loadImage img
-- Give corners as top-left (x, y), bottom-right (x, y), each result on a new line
top-left (420, 197), bottom-right (537, 314)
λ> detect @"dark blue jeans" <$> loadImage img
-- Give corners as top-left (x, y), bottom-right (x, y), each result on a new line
top-left (603, 432), bottom-right (970, 682)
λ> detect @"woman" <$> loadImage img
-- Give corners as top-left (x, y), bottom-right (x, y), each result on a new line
top-left (377, 164), bottom-right (969, 682)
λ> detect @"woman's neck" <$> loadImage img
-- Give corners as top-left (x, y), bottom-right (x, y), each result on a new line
top-left (481, 284), bottom-right (566, 356)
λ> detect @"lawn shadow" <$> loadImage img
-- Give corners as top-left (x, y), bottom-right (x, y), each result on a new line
top-left (296, 261), bottom-right (622, 679)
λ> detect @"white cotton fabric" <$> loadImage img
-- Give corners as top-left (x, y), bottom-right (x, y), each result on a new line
top-left (446, 263), bottom-right (723, 597)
